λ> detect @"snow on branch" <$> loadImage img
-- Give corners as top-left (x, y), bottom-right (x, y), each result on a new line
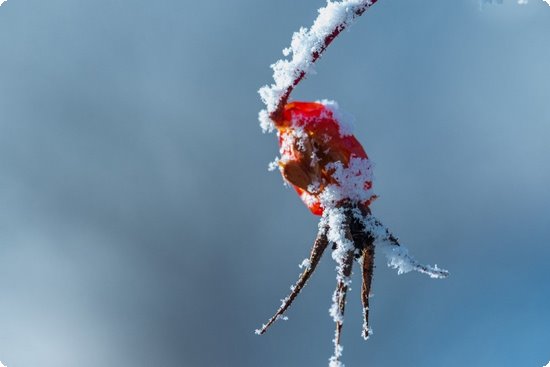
top-left (258, 0), bottom-right (378, 132)
top-left (359, 213), bottom-right (449, 278)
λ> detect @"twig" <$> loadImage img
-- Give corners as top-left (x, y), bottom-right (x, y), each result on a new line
top-left (256, 225), bottom-right (329, 335)
top-left (360, 241), bottom-right (375, 340)
top-left (331, 247), bottom-right (354, 366)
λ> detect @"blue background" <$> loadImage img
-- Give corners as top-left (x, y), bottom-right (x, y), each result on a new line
top-left (1, 0), bottom-right (549, 366)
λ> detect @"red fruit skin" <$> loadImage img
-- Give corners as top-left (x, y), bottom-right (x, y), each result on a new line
top-left (276, 101), bottom-right (375, 216)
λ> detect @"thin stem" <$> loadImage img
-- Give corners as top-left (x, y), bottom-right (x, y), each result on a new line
top-left (360, 242), bottom-right (375, 340)
top-left (256, 225), bottom-right (329, 335)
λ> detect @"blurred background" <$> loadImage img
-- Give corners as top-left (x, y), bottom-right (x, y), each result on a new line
top-left (0, 0), bottom-right (549, 366)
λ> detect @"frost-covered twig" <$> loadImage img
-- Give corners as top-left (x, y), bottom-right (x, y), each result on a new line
top-left (258, 0), bottom-right (378, 131)
top-left (361, 215), bottom-right (449, 279)
top-left (329, 246), bottom-right (354, 367)
top-left (360, 243), bottom-right (375, 340)
top-left (255, 225), bottom-right (329, 335)
top-left (323, 207), bottom-right (356, 366)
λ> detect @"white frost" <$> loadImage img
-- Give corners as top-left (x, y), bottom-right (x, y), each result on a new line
top-left (329, 288), bottom-right (345, 323)
top-left (299, 258), bottom-right (311, 269)
top-left (360, 215), bottom-right (449, 278)
top-left (329, 329), bottom-right (345, 367)
top-left (317, 100), bottom-right (356, 137)
top-left (258, 109), bottom-right (274, 133)
top-left (319, 157), bottom-right (374, 207)
top-left (362, 320), bottom-right (373, 340)
top-left (0, 361), bottom-right (7, 367)
top-left (267, 157), bottom-right (280, 172)
top-left (0, 0), bottom-right (7, 6)
top-left (323, 207), bottom-right (355, 283)
top-left (380, 245), bottom-right (447, 278)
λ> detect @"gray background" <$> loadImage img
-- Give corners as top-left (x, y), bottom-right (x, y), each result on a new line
top-left (1, 0), bottom-right (549, 366)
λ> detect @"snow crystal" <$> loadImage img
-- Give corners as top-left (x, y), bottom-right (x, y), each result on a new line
top-left (267, 157), bottom-right (280, 172)
top-left (329, 288), bottom-right (345, 323)
top-left (259, 109), bottom-right (274, 133)
top-left (0, 0), bottom-right (7, 7)
top-left (329, 330), bottom-right (345, 367)
top-left (300, 190), bottom-right (320, 208)
top-left (543, 361), bottom-right (550, 367)
top-left (328, 353), bottom-right (344, 367)
top-left (307, 181), bottom-right (322, 194)
top-left (280, 296), bottom-right (290, 308)
top-left (317, 100), bottom-right (356, 137)
top-left (299, 258), bottom-right (311, 269)
top-left (277, 126), bottom-right (307, 165)
top-left (361, 320), bottom-right (373, 340)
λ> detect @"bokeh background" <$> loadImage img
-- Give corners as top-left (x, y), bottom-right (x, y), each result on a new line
top-left (1, 0), bottom-right (549, 366)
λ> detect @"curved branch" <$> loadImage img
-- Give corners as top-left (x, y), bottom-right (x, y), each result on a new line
top-left (259, 0), bottom-right (379, 129)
